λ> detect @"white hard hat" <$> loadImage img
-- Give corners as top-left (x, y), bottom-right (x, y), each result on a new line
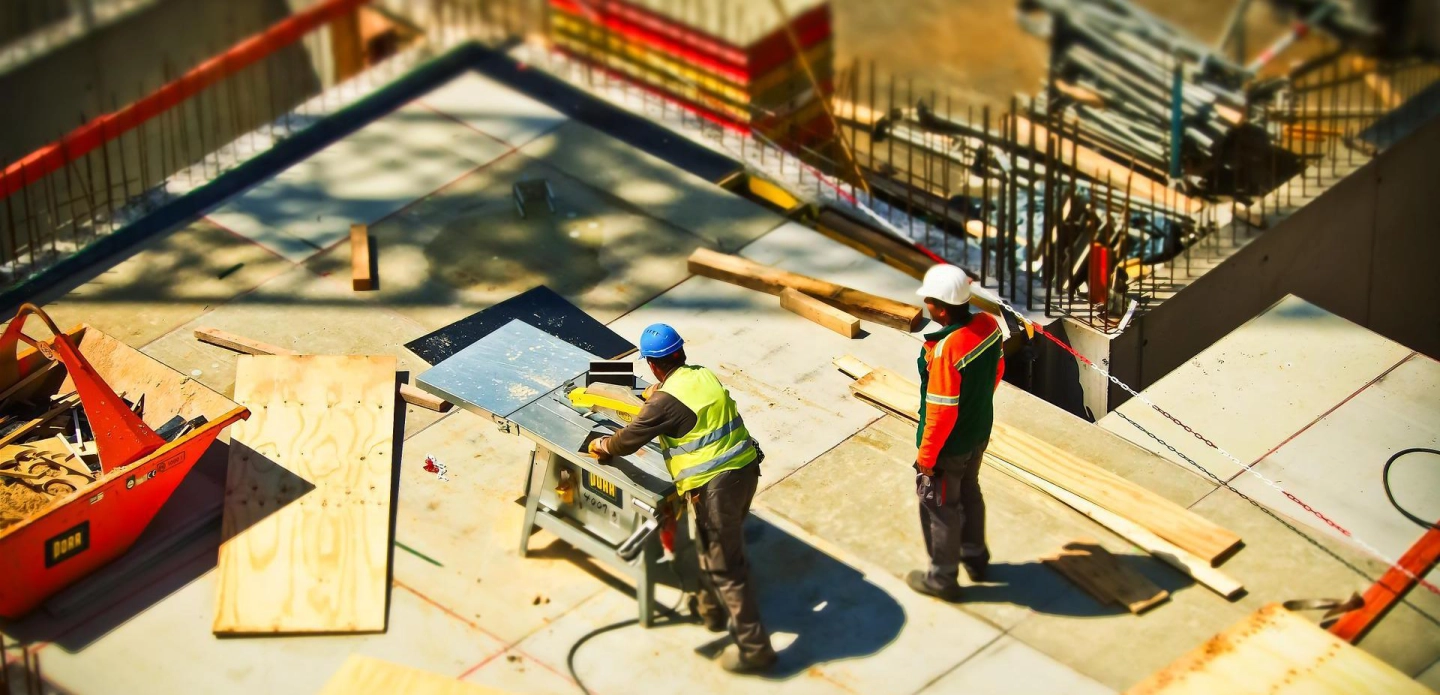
top-left (916, 264), bottom-right (972, 305)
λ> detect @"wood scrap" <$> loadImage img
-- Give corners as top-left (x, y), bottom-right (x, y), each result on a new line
top-left (1127, 604), bottom-right (1433, 695)
top-left (214, 355), bottom-right (397, 634)
top-left (193, 327), bottom-right (450, 413)
top-left (986, 455), bottom-right (1243, 599)
top-left (351, 223), bottom-right (374, 292)
top-left (1043, 539), bottom-right (1169, 614)
top-left (0, 393), bottom-right (81, 449)
top-left (319, 655), bottom-right (505, 695)
top-left (0, 361), bottom-right (60, 408)
top-left (687, 248), bottom-right (925, 332)
top-left (833, 356), bottom-right (1243, 567)
top-left (780, 288), bottom-right (861, 338)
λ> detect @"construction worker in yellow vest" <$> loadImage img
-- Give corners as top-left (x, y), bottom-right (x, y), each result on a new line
top-left (588, 323), bottom-right (777, 674)
top-left (909, 265), bottom-right (1005, 602)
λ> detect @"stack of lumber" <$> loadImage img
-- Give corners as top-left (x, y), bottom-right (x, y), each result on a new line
top-left (832, 356), bottom-right (1245, 600)
top-left (213, 355), bottom-right (397, 634)
top-left (687, 248), bottom-right (925, 336)
top-left (547, 0), bottom-right (835, 146)
top-left (1128, 604), bottom-right (1434, 694)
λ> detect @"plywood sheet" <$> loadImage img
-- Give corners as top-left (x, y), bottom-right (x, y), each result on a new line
top-left (1127, 604), bottom-right (1434, 695)
top-left (214, 354), bottom-right (397, 634)
top-left (319, 655), bottom-right (505, 695)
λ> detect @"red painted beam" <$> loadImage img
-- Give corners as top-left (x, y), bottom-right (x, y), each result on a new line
top-left (0, 0), bottom-right (371, 202)
top-left (1329, 522), bottom-right (1440, 643)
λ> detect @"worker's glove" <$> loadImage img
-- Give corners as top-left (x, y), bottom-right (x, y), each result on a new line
top-left (641, 383), bottom-right (660, 401)
top-left (587, 437), bottom-right (611, 460)
top-left (915, 467), bottom-right (938, 505)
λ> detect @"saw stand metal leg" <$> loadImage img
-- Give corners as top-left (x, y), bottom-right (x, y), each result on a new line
top-left (519, 447), bottom-right (548, 558)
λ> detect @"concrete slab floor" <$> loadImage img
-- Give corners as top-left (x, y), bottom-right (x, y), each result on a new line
top-left (17, 219), bottom-right (291, 349)
top-left (207, 102), bottom-right (511, 263)
top-left (303, 147), bottom-right (708, 333)
top-left (1232, 352), bottom-right (1440, 578)
top-left (138, 263), bottom-right (447, 438)
top-left (30, 557), bottom-right (506, 695)
top-left (418, 69), bottom-right (569, 149)
top-left (521, 121), bottom-right (785, 253)
top-left (390, 408), bottom-right (618, 645)
top-left (508, 509), bottom-right (1003, 695)
top-left (1100, 296), bottom-right (1415, 481)
top-left (755, 414), bottom-right (1152, 634)
top-left (605, 232), bottom-right (926, 488)
top-left (918, 635), bottom-right (1114, 695)
top-left (1189, 484), bottom-right (1440, 679)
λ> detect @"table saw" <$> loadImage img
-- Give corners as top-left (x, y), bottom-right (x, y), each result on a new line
top-left (416, 320), bottom-right (690, 626)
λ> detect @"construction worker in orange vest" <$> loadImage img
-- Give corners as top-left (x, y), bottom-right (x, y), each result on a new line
top-left (908, 264), bottom-right (1005, 601)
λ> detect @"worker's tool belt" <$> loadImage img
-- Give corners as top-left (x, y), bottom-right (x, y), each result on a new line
top-left (658, 365), bottom-right (758, 494)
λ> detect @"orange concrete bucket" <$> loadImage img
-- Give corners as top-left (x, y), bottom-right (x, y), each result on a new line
top-left (0, 305), bottom-right (248, 618)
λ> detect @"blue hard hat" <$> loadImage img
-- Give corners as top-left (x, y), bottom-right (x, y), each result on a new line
top-left (639, 323), bottom-right (684, 358)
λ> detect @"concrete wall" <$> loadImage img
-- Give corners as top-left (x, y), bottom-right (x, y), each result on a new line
top-left (1105, 113), bottom-right (1440, 407)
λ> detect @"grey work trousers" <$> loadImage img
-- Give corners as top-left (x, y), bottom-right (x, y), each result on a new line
top-left (917, 440), bottom-right (990, 588)
top-left (689, 463), bottom-right (775, 662)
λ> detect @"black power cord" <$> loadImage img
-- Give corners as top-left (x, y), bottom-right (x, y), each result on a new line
top-left (1382, 448), bottom-right (1440, 530)
top-left (566, 558), bottom-right (696, 695)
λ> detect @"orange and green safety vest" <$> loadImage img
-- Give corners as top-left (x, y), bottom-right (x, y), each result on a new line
top-left (916, 312), bottom-right (1005, 467)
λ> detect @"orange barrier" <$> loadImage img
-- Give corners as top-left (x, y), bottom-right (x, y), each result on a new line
top-left (0, 0), bottom-right (371, 201)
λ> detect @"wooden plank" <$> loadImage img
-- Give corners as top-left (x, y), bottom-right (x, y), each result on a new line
top-left (687, 248), bottom-right (925, 332)
top-left (987, 454), bottom-right (1243, 599)
top-left (1328, 522), bottom-right (1440, 643)
top-left (195, 327), bottom-right (296, 357)
top-left (840, 359), bottom-right (1242, 565)
top-left (832, 354), bottom-right (874, 380)
top-left (780, 288), bottom-right (861, 338)
top-left (350, 223), bottom-right (374, 292)
top-left (214, 354), bottom-right (397, 634)
top-left (319, 655), bottom-right (506, 695)
top-left (1127, 604), bottom-right (1433, 695)
top-left (987, 422), bottom-right (1242, 565)
top-left (193, 327), bottom-right (451, 413)
top-left (1044, 539), bottom-right (1169, 614)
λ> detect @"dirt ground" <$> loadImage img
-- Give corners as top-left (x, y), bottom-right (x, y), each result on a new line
top-left (829, 0), bottom-right (1332, 110)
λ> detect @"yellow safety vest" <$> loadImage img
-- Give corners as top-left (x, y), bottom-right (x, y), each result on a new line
top-left (658, 365), bottom-right (756, 494)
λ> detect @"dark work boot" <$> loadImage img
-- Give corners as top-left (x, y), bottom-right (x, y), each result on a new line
top-left (719, 645), bottom-right (777, 674)
top-left (906, 570), bottom-right (962, 602)
top-left (962, 554), bottom-right (990, 583)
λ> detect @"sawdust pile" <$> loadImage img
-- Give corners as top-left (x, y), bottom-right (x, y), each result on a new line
top-left (0, 481), bottom-right (52, 529)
